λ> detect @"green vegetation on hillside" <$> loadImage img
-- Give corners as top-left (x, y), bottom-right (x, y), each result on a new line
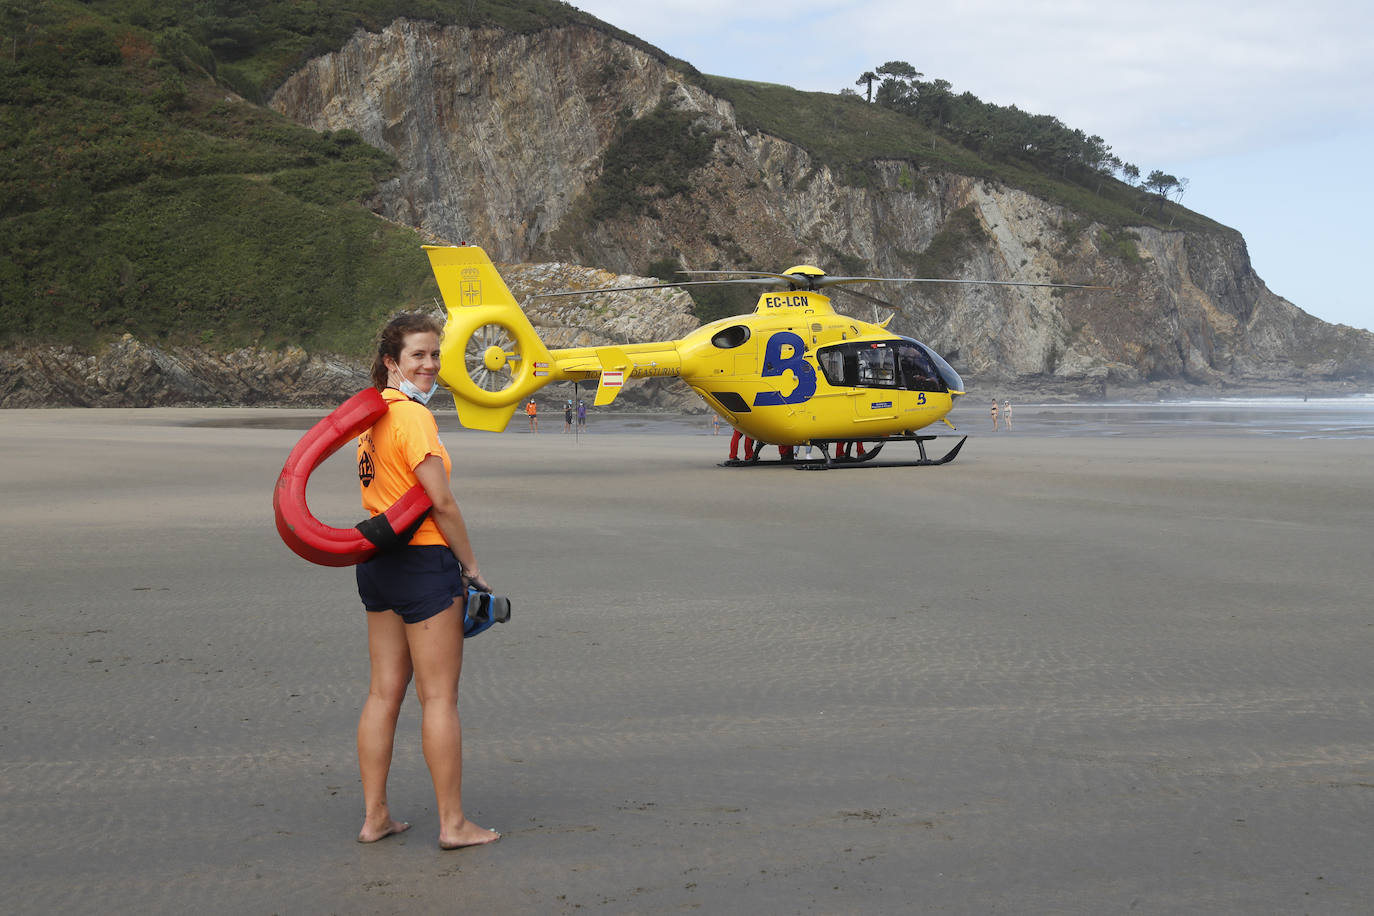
top-left (588, 102), bottom-right (719, 220)
top-left (851, 63), bottom-right (1197, 225)
top-left (702, 75), bottom-right (1220, 236)
top-left (914, 205), bottom-right (990, 278)
top-left (76, 0), bottom-right (691, 104)
top-left (1, 1), bottom-right (456, 351)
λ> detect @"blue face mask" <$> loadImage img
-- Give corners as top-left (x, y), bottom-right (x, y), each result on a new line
top-left (396, 372), bottom-right (435, 405)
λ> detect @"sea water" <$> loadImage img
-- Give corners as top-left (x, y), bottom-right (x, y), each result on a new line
top-left (559, 394), bottom-right (1374, 439)
top-left (976, 394), bottom-right (1374, 439)
top-left (217, 393), bottom-right (1374, 439)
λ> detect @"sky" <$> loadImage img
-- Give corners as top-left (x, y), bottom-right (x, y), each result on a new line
top-left (571, 0), bottom-right (1373, 331)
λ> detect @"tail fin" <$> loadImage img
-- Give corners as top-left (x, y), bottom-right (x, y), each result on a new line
top-left (425, 245), bottom-right (555, 432)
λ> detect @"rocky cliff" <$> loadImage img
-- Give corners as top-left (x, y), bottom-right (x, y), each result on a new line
top-left (268, 18), bottom-right (1374, 396)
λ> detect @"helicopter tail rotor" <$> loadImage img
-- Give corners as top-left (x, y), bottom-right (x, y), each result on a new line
top-left (425, 245), bottom-right (555, 431)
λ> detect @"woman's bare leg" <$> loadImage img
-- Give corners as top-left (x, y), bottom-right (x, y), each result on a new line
top-left (357, 611), bottom-right (413, 843)
top-left (406, 603), bottom-right (500, 848)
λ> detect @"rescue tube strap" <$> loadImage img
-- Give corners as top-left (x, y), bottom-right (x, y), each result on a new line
top-left (355, 508), bottom-right (432, 553)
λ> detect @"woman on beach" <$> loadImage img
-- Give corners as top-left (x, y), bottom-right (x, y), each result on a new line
top-left (353, 313), bottom-right (500, 849)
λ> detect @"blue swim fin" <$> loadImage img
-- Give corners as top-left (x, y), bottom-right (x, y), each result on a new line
top-left (463, 587), bottom-right (511, 638)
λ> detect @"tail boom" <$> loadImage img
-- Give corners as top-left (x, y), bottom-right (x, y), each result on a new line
top-left (425, 245), bottom-right (685, 424)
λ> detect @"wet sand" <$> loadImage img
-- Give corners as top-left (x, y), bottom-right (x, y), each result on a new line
top-left (3, 409), bottom-right (1372, 913)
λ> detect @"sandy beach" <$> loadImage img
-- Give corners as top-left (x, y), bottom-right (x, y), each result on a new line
top-left (2, 406), bottom-right (1372, 913)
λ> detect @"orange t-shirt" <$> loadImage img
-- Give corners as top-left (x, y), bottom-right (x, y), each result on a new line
top-left (357, 389), bottom-right (451, 547)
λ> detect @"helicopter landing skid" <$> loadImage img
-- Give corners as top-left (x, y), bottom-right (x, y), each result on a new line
top-left (718, 435), bottom-right (968, 469)
top-left (803, 435), bottom-right (967, 469)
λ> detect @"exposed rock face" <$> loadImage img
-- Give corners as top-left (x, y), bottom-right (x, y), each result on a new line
top-left (267, 19), bottom-right (1374, 396)
top-left (0, 335), bottom-right (369, 408)
top-left (498, 261), bottom-right (698, 349)
top-left (270, 21), bottom-right (677, 257)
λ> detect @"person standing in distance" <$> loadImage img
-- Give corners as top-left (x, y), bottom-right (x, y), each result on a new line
top-left (354, 313), bottom-right (500, 850)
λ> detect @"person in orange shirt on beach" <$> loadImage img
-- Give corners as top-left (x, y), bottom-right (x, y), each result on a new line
top-left (353, 313), bottom-right (500, 851)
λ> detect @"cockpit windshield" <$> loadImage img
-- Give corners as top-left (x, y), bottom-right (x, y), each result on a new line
top-left (816, 338), bottom-right (963, 394)
top-left (921, 343), bottom-right (964, 394)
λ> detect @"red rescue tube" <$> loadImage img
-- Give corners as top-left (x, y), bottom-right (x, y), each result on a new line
top-left (273, 388), bottom-right (433, 567)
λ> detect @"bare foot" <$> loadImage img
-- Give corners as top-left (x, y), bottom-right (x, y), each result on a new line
top-left (439, 818), bottom-right (501, 849)
top-left (357, 818), bottom-right (410, 844)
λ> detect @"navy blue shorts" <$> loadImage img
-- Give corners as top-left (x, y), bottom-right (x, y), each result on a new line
top-left (356, 545), bottom-right (465, 625)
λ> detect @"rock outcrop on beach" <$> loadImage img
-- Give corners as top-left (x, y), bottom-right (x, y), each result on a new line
top-left (0, 335), bottom-right (367, 408)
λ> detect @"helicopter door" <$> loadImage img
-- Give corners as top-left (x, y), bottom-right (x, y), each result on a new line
top-left (851, 344), bottom-right (899, 422)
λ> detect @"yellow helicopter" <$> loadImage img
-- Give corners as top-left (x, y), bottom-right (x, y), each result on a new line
top-left (424, 244), bottom-right (1098, 467)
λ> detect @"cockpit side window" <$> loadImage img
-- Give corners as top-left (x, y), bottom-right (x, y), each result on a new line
top-left (817, 347), bottom-right (853, 386)
top-left (857, 346), bottom-right (897, 387)
top-left (817, 342), bottom-right (903, 389)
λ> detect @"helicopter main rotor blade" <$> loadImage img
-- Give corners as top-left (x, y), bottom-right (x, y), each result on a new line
top-left (810, 275), bottom-right (901, 288)
top-left (831, 285), bottom-right (905, 310)
top-left (534, 269), bottom-right (1111, 299)
top-left (680, 269), bottom-right (880, 292)
top-left (676, 269), bottom-right (804, 282)
top-left (533, 277), bottom-right (790, 299)
top-left (686, 271), bottom-right (1112, 291)
top-left (857, 276), bottom-right (1112, 290)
